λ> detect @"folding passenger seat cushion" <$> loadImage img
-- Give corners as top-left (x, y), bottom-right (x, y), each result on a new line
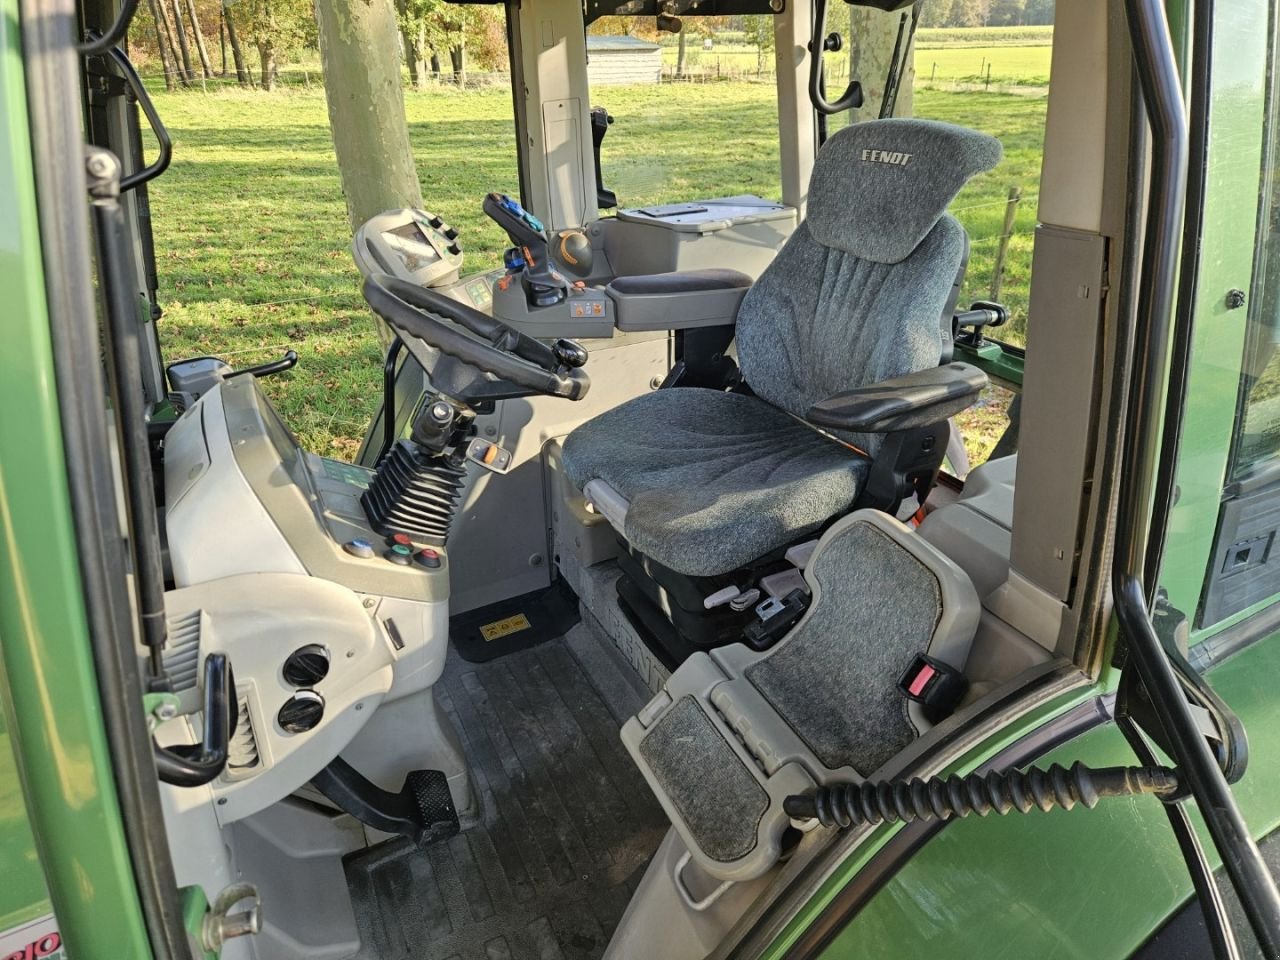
top-left (621, 510), bottom-right (980, 881)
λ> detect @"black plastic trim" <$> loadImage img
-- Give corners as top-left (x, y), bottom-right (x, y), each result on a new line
top-left (1144, 0), bottom-right (1212, 593)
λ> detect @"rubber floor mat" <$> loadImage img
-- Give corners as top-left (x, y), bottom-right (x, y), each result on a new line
top-left (344, 637), bottom-right (670, 960)
top-left (449, 580), bottom-right (581, 664)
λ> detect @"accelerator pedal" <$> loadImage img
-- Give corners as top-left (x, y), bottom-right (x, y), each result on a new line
top-left (311, 758), bottom-right (459, 848)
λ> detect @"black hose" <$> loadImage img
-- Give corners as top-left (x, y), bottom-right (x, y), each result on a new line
top-left (784, 762), bottom-right (1179, 829)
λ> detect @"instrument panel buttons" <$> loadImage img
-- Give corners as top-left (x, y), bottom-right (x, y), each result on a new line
top-left (343, 538), bottom-right (375, 559)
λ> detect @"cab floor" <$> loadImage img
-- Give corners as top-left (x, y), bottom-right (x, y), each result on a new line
top-left (344, 627), bottom-right (670, 960)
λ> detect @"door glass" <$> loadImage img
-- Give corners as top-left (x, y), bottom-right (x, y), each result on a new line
top-left (1232, 45), bottom-right (1280, 480)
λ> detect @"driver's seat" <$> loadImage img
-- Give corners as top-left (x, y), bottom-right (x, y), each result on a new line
top-left (563, 120), bottom-right (1001, 587)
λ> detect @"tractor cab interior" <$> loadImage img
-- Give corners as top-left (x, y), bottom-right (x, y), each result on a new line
top-left (66, 0), bottom-right (1142, 956)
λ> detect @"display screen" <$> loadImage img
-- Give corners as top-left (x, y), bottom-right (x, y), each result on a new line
top-left (382, 221), bottom-right (441, 273)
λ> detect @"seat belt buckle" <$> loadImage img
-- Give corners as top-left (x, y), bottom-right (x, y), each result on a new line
top-left (897, 654), bottom-right (968, 724)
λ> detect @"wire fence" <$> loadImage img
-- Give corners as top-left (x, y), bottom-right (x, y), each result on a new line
top-left (132, 50), bottom-right (1051, 95)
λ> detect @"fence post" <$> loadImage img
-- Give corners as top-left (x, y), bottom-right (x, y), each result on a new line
top-left (985, 63), bottom-right (992, 90)
top-left (990, 186), bottom-right (1023, 302)
top-left (930, 61), bottom-right (936, 82)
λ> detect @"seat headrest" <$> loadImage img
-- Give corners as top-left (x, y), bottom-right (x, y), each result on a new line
top-left (806, 119), bottom-right (1002, 264)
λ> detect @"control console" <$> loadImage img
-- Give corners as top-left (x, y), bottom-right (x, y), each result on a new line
top-left (482, 192), bottom-right (615, 337)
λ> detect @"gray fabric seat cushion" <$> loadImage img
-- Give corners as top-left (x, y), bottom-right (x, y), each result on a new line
top-left (744, 519), bottom-right (943, 775)
top-left (562, 387), bottom-right (868, 577)
top-left (637, 695), bottom-right (768, 863)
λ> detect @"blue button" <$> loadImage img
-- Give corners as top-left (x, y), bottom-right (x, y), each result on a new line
top-left (343, 539), bottom-right (375, 559)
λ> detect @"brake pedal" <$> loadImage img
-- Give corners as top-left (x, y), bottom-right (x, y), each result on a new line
top-left (311, 759), bottom-right (460, 848)
top-left (406, 769), bottom-right (461, 845)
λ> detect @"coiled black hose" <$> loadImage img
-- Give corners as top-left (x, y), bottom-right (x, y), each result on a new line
top-left (784, 762), bottom-right (1180, 829)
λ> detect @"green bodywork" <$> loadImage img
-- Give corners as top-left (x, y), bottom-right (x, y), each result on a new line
top-left (0, 0), bottom-right (151, 954)
top-left (3, 0), bottom-right (1280, 957)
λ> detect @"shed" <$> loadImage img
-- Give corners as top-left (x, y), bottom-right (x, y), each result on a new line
top-left (586, 35), bottom-right (663, 85)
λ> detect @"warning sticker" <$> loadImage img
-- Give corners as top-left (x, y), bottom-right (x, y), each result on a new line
top-left (479, 613), bottom-right (532, 642)
top-left (0, 914), bottom-right (65, 960)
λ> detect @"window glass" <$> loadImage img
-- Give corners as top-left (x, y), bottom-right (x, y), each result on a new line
top-left (1231, 19), bottom-right (1280, 481)
top-left (588, 17), bottom-right (783, 208)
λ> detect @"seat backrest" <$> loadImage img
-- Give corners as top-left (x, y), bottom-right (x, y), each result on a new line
top-left (621, 510), bottom-right (980, 882)
top-left (735, 119), bottom-right (1002, 451)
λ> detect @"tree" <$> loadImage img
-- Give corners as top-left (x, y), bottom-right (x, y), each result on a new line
top-left (168, 0), bottom-right (196, 80)
top-left (237, 0), bottom-right (310, 90)
top-left (142, 0), bottom-right (178, 88)
top-left (185, 0), bottom-right (215, 78)
top-left (742, 15), bottom-right (774, 73)
top-left (316, 0), bottom-right (424, 228)
top-left (223, 0), bottom-right (251, 86)
top-left (989, 0), bottom-right (1027, 26)
top-left (845, 5), bottom-right (915, 120)
top-left (317, 0), bottom-right (425, 349)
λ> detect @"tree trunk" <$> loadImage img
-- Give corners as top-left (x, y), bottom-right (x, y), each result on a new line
top-left (147, 0), bottom-right (176, 89)
top-left (430, 50), bottom-right (441, 77)
top-left (846, 6), bottom-right (914, 121)
top-left (401, 27), bottom-right (421, 88)
top-left (155, 0), bottom-right (190, 85)
top-left (169, 0), bottom-right (196, 81)
top-left (258, 41), bottom-right (278, 90)
top-left (414, 25), bottom-right (429, 89)
top-left (316, 0), bottom-right (424, 348)
top-left (185, 0), bottom-right (215, 78)
top-left (219, 5), bottom-right (227, 75)
top-left (223, 3), bottom-right (251, 86)
top-left (449, 43), bottom-right (464, 88)
top-left (675, 29), bottom-right (687, 78)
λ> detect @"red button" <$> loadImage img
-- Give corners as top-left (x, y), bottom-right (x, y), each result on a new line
top-left (908, 664), bottom-right (936, 697)
top-left (392, 533), bottom-right (413, 546)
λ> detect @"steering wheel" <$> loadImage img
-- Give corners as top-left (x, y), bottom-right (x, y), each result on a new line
top-left (362, 273), bottom-right (590, 401)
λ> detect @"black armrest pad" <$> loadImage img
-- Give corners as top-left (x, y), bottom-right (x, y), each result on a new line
top-left (806, 363), bottom-right (988, 433)
top-left (607, 268), bottom-right (752, 295)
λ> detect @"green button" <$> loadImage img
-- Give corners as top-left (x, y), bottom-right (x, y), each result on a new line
top-left (392, 544), bottom-right (412, 556)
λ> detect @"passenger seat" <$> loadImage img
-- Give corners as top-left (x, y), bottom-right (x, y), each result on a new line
top-left (622, 510), bottom-right (980, 881)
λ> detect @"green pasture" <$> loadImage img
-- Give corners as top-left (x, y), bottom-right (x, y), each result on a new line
top-left (146, 80), bottom-right (1043, 462)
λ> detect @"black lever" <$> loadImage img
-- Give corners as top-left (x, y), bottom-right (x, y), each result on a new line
top-left (953, 301), bottom-right (1009, 346)
top-left (225, 350), bottom-right (299, 380)
top-left (154, 654), bottom-right (236, 787)
top-left (553, 339), bottom-right (588, 369)
top-left (809, 0), bottom-right (864, 115)
top-left (104, 48), bottom-right (173, 194)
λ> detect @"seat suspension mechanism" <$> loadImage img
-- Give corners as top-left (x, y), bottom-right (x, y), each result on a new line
top-left (784, 761), bottom-right (1180, 830)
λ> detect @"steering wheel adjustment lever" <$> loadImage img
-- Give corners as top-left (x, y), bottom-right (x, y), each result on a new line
top-left (554, 338), bottom-right (589, 369)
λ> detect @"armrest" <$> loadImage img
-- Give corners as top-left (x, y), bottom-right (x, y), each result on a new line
top-left (606, 268), bottom-right (752, 332)
top-left (807, 363), bottom-right (987, 434)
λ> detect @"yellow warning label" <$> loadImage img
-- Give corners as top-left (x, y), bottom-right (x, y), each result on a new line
top-left (480, 613), bottom-right (533, 642)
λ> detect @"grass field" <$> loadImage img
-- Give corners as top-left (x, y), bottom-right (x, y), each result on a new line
top-left (147, 78), bottom-right (1044, 462)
